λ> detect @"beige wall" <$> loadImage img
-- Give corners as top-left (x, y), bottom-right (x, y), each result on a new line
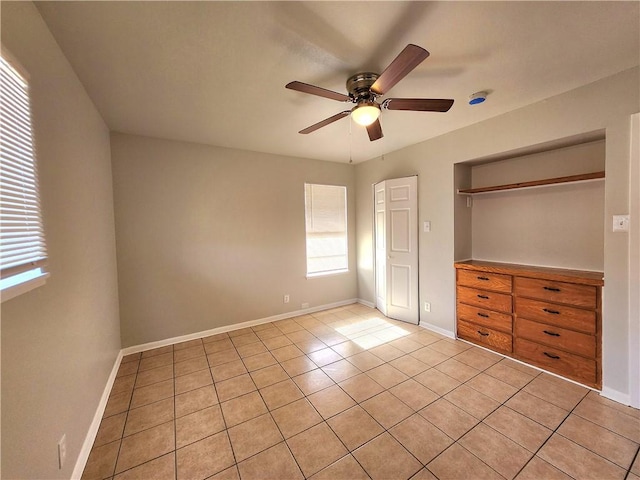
top-left (470, 140), bottom-right (605, 188)
top-left (1, 2), bottom-right (121, 478)
top-left (111, 133), bottom-right (357, 347)
top-left (356, 67), bottom-right (639, 399)
top-left (470, 141), bottom-right (605, 270)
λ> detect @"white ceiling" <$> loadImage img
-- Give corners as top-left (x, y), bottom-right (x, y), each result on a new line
top-left (35, 1), bottom-right (639, 164)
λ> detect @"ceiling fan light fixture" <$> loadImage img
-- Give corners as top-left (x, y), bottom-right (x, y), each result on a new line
top-left (351, 102), bottom-right (380, 126)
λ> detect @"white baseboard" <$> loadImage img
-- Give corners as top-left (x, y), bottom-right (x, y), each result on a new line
top-left (600, 387), bottom-right (632, 406)
top-left (357, 298), bottom-right (375, 308)
top-left (121, 298), bottom-right (360, 356)
top-left (418, 321), bottom-right (456, 339)
top-left (72, 350), bottom-right (123, 479)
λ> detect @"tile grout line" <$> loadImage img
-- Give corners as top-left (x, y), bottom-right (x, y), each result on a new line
top-left (624, 445), bottom-right (640, 479)
top-left (208, 335), bottom-right (240, 477)
top-left (110, 352), bottom-right (143, 479)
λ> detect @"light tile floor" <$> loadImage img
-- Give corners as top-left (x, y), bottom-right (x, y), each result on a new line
top-left (83, 304), bottom-right (640, 480)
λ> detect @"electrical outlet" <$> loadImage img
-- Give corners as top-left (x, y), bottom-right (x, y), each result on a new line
top-left (424, 302), bottom-right (431, 312)
top-left (301, 302), bottom-right (309, 309)
top-left (283, 294), bottom-right (290, 303)
top-left (58, 434), bottom-right (66, 469)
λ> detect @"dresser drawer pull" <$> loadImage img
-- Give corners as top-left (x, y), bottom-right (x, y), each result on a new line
top-left (543, 286), bottom-right (561, 292)
top-left (543, 352), bottom-right (561, 360)
top-left (543, 308), bottom-right (560, 315)
top-left (543, 330), bottom-right (560, 337)
top-left (477, 313), bottom-right (489, 318)
top-left (477, 276), bottom-right (490, 281)
top-left (477, 330), bottom-right (490, 337)
top-left (477, 295), bottom-right (489, 299)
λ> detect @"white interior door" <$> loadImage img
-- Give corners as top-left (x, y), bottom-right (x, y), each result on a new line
top-left (374, 176), bottom-right (419, 324)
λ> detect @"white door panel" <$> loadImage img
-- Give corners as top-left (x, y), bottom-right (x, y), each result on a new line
top-left (390, 208), bottom-right (410, 253)
top-left (389, 185), bottom-right (410, 201)
top-left (390, 265), bottom-right (411, 309)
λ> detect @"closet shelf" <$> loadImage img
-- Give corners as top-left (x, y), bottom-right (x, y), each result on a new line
top-left (457, 171), bottom-right (605, 195)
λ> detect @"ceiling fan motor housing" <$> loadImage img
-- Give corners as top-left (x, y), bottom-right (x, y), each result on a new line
top-left (346, 72), bottom-right (380, 102)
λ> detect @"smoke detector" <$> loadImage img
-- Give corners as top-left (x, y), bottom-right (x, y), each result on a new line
top-left (468, 91), bottom-right (487, 105)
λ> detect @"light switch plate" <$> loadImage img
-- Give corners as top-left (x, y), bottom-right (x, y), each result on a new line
top-left (613, 214), bottom-right (630, 232)
top-left (423, 221), bottom-right (431, 233)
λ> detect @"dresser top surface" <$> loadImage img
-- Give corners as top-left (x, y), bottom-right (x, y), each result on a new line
top-left (455, 260), bottom-right (604, 286)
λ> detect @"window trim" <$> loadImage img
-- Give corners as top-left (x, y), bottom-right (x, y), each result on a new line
top-left (305, 268), bottom-right (349, 280)
top-left (1, 48), bottom-right (49, 302)
top-left (304, 183), bottom-right (349, 277)
top-left (1, 269), bottom-right (49, 302)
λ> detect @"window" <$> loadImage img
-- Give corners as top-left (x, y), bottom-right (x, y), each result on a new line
top-left (304, 183), bottom-right (348, 276)
top-left (0, 53), bottom-right (48, 301)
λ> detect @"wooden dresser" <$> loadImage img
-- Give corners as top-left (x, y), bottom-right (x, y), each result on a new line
top-left (455, 260), bottom-right (603, 389)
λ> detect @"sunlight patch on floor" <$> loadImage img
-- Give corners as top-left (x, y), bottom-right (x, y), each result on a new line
top-left (334, 317), bottom-right (411, 349)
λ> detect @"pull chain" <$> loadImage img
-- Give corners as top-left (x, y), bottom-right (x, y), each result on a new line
top-left (349, 117), bottom-right (353, 164)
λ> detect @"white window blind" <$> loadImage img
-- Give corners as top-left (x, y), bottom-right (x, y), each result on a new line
top-left (304, 183), bottom-right (348, 276)
top-left (0, 55), bottom-right (48, 285)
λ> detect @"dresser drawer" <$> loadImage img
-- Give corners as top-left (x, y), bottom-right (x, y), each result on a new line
top-left (515, 297), bottom-right (596, 334)
top-left (515, 318), bottom-right (596, 358)
top-left (514, 277), bottom-right (596, 308)
top-left (457, 286), bottom-right (512, 313)
top-left (514, 338), bottom-right (596, 385)
top-left (458, 320), bottom-right (512, 354)
top-left (457, 269), bottom-right (512, 293)
top-left (457, 302), bottom-right (512, 333)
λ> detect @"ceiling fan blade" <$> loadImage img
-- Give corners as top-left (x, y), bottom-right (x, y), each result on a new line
top-left (383, 98), bottom-right (454, 112)
top-left (366, 119), bottom-right (383, 141)
top-left (370, 44), bottom-right (430, 95)
top-left (286, 81), bottom-right (350, 102)
top-left (299, 111), bottom-right (350, 134)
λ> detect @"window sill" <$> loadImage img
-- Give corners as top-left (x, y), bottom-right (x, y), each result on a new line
top-left (306, 269), bottom-right (349, 279)
top-left (1, 271), bottom-right (49, 303)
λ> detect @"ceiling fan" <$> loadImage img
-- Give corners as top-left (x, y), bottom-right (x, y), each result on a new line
top-left (286, 44), bottom-right (454, 141)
